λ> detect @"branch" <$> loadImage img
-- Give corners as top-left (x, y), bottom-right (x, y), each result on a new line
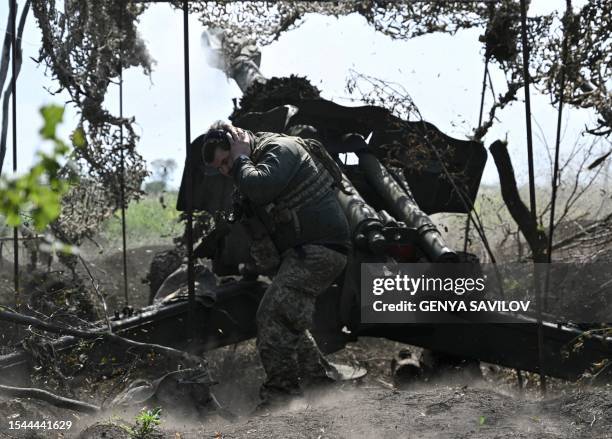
top-left (489, 140), bottom-right (548, 262)
top-left (0, 308), bottom-right (204, 368)
top-left (472, 82), bottom-right (521, 140)
top-left (78, 254), bottom-right (112, 333)
top-left (0, 384), bottom-right (100, 414)
top-left (551, 212), bottom-right (612, 252)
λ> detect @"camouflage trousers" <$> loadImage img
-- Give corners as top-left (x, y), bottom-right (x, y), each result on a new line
top-left (256, 244), bottom-right (347, 401)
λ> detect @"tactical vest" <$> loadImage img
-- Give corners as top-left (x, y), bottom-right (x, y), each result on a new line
top-left (251, 133), bottom-right (337, 236)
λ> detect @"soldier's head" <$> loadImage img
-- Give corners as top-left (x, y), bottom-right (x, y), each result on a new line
top-left (202, 120), bottom-right (234, 176)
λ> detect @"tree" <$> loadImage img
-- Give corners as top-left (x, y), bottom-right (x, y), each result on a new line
top-left (145, 158), bottom-right (177, 194)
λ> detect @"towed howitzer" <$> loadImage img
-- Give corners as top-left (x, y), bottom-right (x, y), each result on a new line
top-left (2, 35), bottom-right (611, 386)
top-left (152, 83), bottom-right (612, 381)
top-left (95, 30), bottom-right (612, 382)
top-left (3, 101), bottom-right (611, 386)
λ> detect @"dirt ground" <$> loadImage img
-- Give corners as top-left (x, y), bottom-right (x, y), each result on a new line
top-left (1, 246), bottom-right (612, 438)
top-left (2, 360), bottom-right (612, 438)
top-left (0, 243), bottom-right (168, 310)
top-left (190, 385), bottom-right (612, 439)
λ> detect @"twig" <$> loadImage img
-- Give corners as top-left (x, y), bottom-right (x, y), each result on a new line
top-left (0, 235), bottom-right (44, 242)
top-left (551, 212), bottom-right (612, 252)
top-left (78, 254), bottom-right (111, 333)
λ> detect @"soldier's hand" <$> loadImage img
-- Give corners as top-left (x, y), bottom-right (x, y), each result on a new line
top-left (227, 127), bottom-right (251, 161)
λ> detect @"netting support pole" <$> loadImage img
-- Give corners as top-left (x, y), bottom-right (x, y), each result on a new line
top-left (11, 0), bottom-right (19, 301)
top-left (464, 56), bottom-right (491, 255)
top-left (519, 0), bottom-right (546, 393)
top-left (119, 10), bottom-right (129, 307)
top-left (183, 0), bottom-right (195, 334)
top-left (544, 0), bottom-right (571, 308)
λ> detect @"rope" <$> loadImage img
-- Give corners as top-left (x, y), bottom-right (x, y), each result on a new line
top-left (183, 0), bottom-right (196, 332)
top-left (118, 7), bottom-right (129, 307)
top-left (519, 0), bottom-right (546, 393)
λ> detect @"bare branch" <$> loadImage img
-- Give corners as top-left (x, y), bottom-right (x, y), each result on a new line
top-left (0, 384), bottom-right (100, 414)
top-left (0, 308), bottom-right (204, 368)
top-left (78, 254), bottom-right (112, 333)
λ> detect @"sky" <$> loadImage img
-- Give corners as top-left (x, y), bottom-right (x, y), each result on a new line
top-left (0, 0), bottom-right (608, 189)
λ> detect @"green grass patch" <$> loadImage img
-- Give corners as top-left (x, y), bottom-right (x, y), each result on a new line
top-left (100, 192), bottom-right (181, 248)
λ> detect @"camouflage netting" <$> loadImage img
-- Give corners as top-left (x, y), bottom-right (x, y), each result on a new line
top-left (49, 180), bottom-right (117, 246)
top-left (183, 0), bottom-right (610, 137)
top-left (534, 0), bottom-right (612, 135)
top-left (184, 1), bottom-right (489, 57)
top-left (229, 75), bottom-right (321, 121)
top-left (32, 0), bottom-right (153, 244)
top-left (28, 0), bottom-right (610, 244)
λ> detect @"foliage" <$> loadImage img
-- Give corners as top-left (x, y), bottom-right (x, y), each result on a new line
top-left (435, 172), bottom-right (612, 264)
top-left (0, 105), bottom-right (77, 230)
top-left (129, 407), bottom-right (162, 439)
top-left (143, 181), bottom-right (167, 195)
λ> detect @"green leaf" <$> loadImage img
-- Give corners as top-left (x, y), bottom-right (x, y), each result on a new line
top-left (479, 416), bottom-right (486, 425)
top-left (0, 104), bottom-right (76, 232)
top-left (39, 105), bottom-right (65, 139)
top-left (6, 211), bottom-right (21, 227)
top-left (71, 127), bottom-right (86, 148)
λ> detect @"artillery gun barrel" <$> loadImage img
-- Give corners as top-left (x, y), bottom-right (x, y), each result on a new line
top-left (357, 152), bottom-right (457, 262)
top-left (201, 29), bottom-right (267, 93)
top-left (230, 56), bottom-right (267, 92)
top-left (336, 173), bottom-right (386, 254)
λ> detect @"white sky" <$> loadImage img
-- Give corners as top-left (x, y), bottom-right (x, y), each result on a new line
top-left (1, 0), bottom-right (607, 189)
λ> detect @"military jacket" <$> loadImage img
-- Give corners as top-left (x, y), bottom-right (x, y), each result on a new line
top-left (232, 132), bottom-right (350, 254)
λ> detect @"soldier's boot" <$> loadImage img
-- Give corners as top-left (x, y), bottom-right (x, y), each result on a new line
top-left (254, 370), bottom-right (304, 415)
top-left (297, 330), bottom-right (342, 391)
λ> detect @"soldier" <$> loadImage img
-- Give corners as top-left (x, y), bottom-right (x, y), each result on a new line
top-left (202, 121), bottom-right (351, 408)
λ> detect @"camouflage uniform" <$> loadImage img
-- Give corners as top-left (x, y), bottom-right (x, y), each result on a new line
top-left (256, 244), bottom-right (347, 401)
top-left (231, 132), bottom-right (350, 402)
